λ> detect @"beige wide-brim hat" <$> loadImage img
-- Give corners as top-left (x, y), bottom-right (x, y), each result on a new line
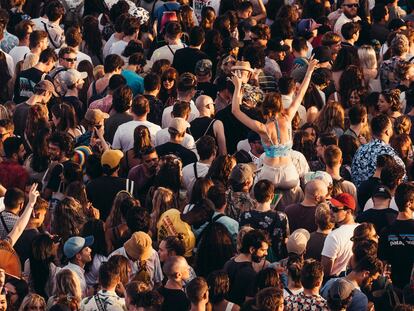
top-left (231, 61), bottom-right (254, 73)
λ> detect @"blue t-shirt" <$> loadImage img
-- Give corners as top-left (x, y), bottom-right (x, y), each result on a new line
top-left (321, 278), bottom-right (368, 311)
top-left (122, 69), bottom-right (144, 96)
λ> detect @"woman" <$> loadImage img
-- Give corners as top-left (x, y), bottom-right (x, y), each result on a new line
top-left (183, 177), bottom-right (214, 213)
top-left (200, 6), bottom-right (216, 31)
top-left (82, 219), bottom-right (108, 287)
top-left (283, 254), bottom-right (304, 298)
top-left (24, 234), bottom-right (61, 299)
top-left (24, 127), bottom-right (50, 184)
top-left (158, 67), bottom-right (178, 107)
top-left (206, 155), bottom-right (236, 188)
top-left (358, 45), bottom-right (381, 93)
top-left (330, 47), bottom-right (359, 95)
top-left (293, 130), bottom-right (317, 163)
top-left (180, 5), bottom-right (196, 37)
top-left (378, 89), bottom-right (402, 122)
top-left (394, 115), bottom-right (412, 136)
top-left (315, 101), bottom-right (345, 137)
top-left (18, 294), bottom-right (46, 311)
top-left (0, 51), bottom-right (12, 103)
top-left (150, 187), bottom-right (177, 236)
top-left (52, 197), bottom-right (85, 242)
top-left (207, 271), bottom-right (240, 311)
top-left (24, 104), bottom-right (49, 153)
top-left (51, 103), bottom-right (83, 138)
top-left (81, 15), bottom-right (105, 65)
top-left (351, 222), bottom-right (379, 244)
top-left (107, 255), bottom-right (131, 297)
top-left (65, 181), bottom-right (100, 220)
top-left (336, 65), bottom-right (365, 109)
top-left (77, 60), bottom-right (95, 112)
top-left (391, 133), bottom-right (413, 168)
top-left (338, 135), bottom-right (360, 181)
top-left (120, 125), bottom-right (152, 177)
top-left (254, 267), bottom-right (282, 294)
top-left (46, 270), bottom-right (81, 310)
top-left (4, 279), bottom-right (28, 311)
top-left (231, 58), bottom-right (317, 189)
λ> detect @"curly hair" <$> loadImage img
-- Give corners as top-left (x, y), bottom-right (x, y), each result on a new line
top-left (381, 89), bottom-right (401, 112)
top-left (206, 155), bottom-right (236, 187)
top-left (52, 197), bottom-right (86, 241)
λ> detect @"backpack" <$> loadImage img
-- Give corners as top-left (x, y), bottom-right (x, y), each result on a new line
top-left (371, 276), bottom-right (401, 311)
top-left (46, 67), bottom-right (67, 97)
top-left (60, 0), bottom-right (84, 27)
top-left (88, 80), bottom-right (109, 105)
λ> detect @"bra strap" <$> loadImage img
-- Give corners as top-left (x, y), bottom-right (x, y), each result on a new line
top-left (275, 119), bottom-right (282, 144)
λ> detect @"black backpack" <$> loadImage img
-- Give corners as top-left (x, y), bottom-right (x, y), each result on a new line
top-left (88, 81), bottom-right (109, 105)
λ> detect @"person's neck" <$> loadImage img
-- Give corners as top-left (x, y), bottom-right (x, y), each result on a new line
top-left (350, 123), bottom-right (362, 135)
top-left (372, 200), bottom-right (390, 210)
top-left (197, 76), bottom-right (210, 83)
top-left (303, 287), bottom-right (320, 296)
top-left (125, 65), bottom-right (138, 72)
top-left (190, 44), bottom-right (201, 50)
top-left (198, 110), bottom-right (211, 117)
top-left (18, 39), bottom-right (29, 47)
top-left (144, 90), bottom-right (159, 97)
top-left (35, 63), bottom-right (47, 72)
top-left (190, 303), bottom-right (205, 311)
top-left (167, 37), bottom-right (181, 45)
top-left (31, 47), bottom-right (41, 55)
top-left (133, 114), bottom-right (147, 121)
top-left (5, 208), bottom-right (19, 215)
top-left (301, 198), bottom-right (317, 206)
top-left (235, 252), bottom-right (252, 263)
top-left (317, 227), bottom-right (331, 234)
top-left (256, 202), bottom-right (271, 212)
top-left (344, 38), bottom-right (355, 45)
top-left (374, 134), bottom-right (389, 144)
top-left (123, 34), bottom-right (137, 42)
top-left (58, 156), bottom-right (70, 163)
top-left (373, 168), bottom-right (381, 178)
top-left (177, 94), bottom-right (192, 102)
top-left (72, 260), bottom-right (85, 269)
top-left (326, 166), bottom-right (341, 179)
top-left (216, 206), bottom-right (226, 214)
top-left (199, 157), bottom-right (214, 165)
top-left (165, 279), bottom-right (183, 290)
top-left (65, 88), bottom-right (78, 97)
top-left (25, 222), bottom-right (39, 230)
top-left (397, 210), bottom-right (413, 220)
top-left (170, 137), bottom-right (184, 144)
top-left (338, 215), bottom-right (355, 226)
top-left (27, 95), bottom-right (43, 105)
top-left (102, 285), bottom-right (117, 293)
top-left (49, 19), bottom-right (60, 26)
top-left (288, 279), bottom-right (302, 290)
top-left (345, 273), bottom-right (360, 287)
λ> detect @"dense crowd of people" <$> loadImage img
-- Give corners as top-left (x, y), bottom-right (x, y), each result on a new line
top-left (0, 0), bottom-right (412, 310)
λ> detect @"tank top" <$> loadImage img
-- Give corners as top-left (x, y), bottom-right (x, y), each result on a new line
top-left (190, 116), bottom-right (216, 141)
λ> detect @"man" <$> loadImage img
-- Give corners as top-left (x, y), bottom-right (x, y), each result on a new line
top-left (143, 73), bottom-right (163, 126)
top-left (379, 182), bottom-right (414, 289)
top-left (86, 149), bottom-right (128, 220)
top-left (297, 18), bottom-right (321, 58)
top-left (47, 47), bottom-right (78, 97)
top-left (341, 22), bottom-right (360, 48)
top-left (61, 68), bottom-right (88, 119)
top-left (182, 135), bottom-right (216, 194)
top-left (0, 188), bottom-right (25, 239)
top-left (264, 39), bottom-right (289, 80)
top-left (8, 20), bottom-right (33, 65)
top-left (43, 132), bottom-right (73, 200)
top-left (334, 0), bottom-right (361, 38)
top-left (109, 16), bottom-right (140, 56)
top-left (285, 260), bottom-right (328, 310)
top-left (186, 277), bottom-right (209, 311)
top-left (321, 31), bottom-right (342, 61)
top-left (36, 0), bottom-right (65, 48)
top-left (155, 118), bottom-right (197, 166)
top-left (0, 138), bottom-right (28, 190)
top-left (173, 26), bottom-right (208, 75)
top-left (194, 59), bottom-right (217, 99)
top-left (343, 105), bottom-right (368, 143)
top-left (13, 47), bottom-right (57, 105)
top-left (245, 131), bottom-right (264, 166)
top-left (113, 95), bottom-right (161, 152)
top-left (150, 22), bottom-right (185, 64)
top-left (214, 76), bottom-right (234, 113)
top-left (27, 30), bottom-right (48, 58)
top-left (321, 193), bottom-right (360, 277)
top-left (63, 235), bottom-right (94, 296)
top-left (224, 230), bottom-right (269, 305)
top-left (313, 46), bottom-right (333, 69)
top-left (190, 95), bottom-right (227, 155)
top-left (310, 132), bottom-right (337, 172)
top-left (104, 85), bottom-right (134, 144)
top-left (75, 108), bottom-right (110, 149)
top-left (80, 262), bottom-right (126, 311)
top-left (122, 52), bottom-right (145, 96)
top-left (110, 231), bottom-right (163, 287)
top-left (352, 114), bottom-right (405, 187)
top-left (161, 72), bottom-right (200, 128)
top-left (369, 6), bottom-right (390, 44)
top-left (284, 180), bottom-right (328, 233)
top-left (125, 282), bottom-right (164, 311)
top-left (63, 27), bottom-right (92, 65)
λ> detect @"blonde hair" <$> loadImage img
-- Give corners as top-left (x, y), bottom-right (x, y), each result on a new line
top-left (151, 187), bottom-right (176, 235)
top-left (18, 294), bottom-right (46, 311)
top-left (358, 45), bottom-right (377, 70)
top-left (394, 115), bottom-right (412, 135)
top-left (316, 101), bottom-right (345, 132)
top-left (54, 269), bottom-right (82, 302)
top-left (315, 203), bottom-right (334, 231)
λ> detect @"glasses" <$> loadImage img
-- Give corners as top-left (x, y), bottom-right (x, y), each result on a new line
top-left (163, 77), bottom-right (175, 82)
top-left (329, 204), bottom-right (349, 213)
top-left (343, 3), bottom-right (359, 8)
top-left (63, 57), bottom-right (77, 62)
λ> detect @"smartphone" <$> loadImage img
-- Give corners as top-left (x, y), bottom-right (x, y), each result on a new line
top-left (270, 193), bottom-right (283, 208)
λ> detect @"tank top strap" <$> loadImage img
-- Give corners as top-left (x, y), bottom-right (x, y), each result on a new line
top-left (225, 302), bottom-right (235, 311)
top-left (274, 118), bottom-right (282, 144)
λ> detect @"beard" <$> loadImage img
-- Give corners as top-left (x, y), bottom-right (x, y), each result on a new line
top-left (252, 252), bottom-right (265, 263)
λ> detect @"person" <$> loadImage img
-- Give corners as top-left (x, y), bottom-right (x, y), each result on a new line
top-left (379, 182), bottom-right (414, 290)
top-left (18, 294), bottom-right (46, 311)
top-left (8, 20), bottom-right (32, 65)
top-left (240, 180), bottom-right (289, 261)
top-left (194, 59), bottom-right (218, 99)
top-left (305, 203), bottom-right (335, 261)
top-left (207, 271), bottom-right (240, 311)
top-left (124, 281), bottom-right (164, 311)
top-left (109, 16), bottom-right (140, 57)
top-left (62, 235), bottom-right (94, 296)
top-left (224, 229), bottom-right (269, 305)
top-left (89, 74), bottom-right (127, 115)
top-left (113, 95), bottom-right (161, 152)
top-left (47, 269), bottom-right (82, 309)
top-left (158, 256), bottom-right (191, 311)
top-left (0, 188), bottom-right (24, 239)
top-left (333, 0), bottom-right (361, 37)
top-left (352, 114), bottom-right (405, 187)
top-left (325, 278), bottom-right (356, 311)
top-left (369, 6), bottom-right (390, 44)
top-left (321, 193), bottom-right (360, 278)
top-left (61, 68), bottom-right (87, 119)
top-left (230, 57), bottom-right (318, 189)
top-left (80, 261), bottom-right (126, 311)
top-left (283, 179), bottom-right (328, 233)
top-left (155, 118), bottom-right (197, 166)
top-left (143, 73), bottom-right (163, 126)
top-left (284, 259), bottom-right (328, 310)
top-left (0, 138), bottom-right (28, 190)
top-left (186, 277), bottom-right (209, 311)
top-left (150, 22), bottom-right (186, 64)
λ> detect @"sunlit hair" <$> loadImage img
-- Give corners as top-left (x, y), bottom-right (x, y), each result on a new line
top-left (358, 45), bottom-right (377, 70)
top-left (381, 89), bottom-right (401, 112)
top-left (54, 269), bottom-right (82, 302)
top-left (18, 293), bottom-right (46, 311)
top-left (315, 101), bottom-right (345, 132)
top-left (151, 187), bottom-right (176, 235)
top-left (394, 115), bottom-right (412, 135)
top-left (52, 196), bottom-right (85, 241)
top-left (106, 191), bottom-right (133, 229)
top-left (261, 92), bottom-right (283, 118)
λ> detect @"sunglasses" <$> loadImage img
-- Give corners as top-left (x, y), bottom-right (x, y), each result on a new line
top-left (329, 204), bottom-right (349, 213)
top-left (63, 57), bottom-right (77, 62)
top-left (163, 77), bottom-right (175, 82)
top-left (343, 3), bottom-right (359, 8)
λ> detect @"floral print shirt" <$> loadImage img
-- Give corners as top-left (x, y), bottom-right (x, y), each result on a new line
top-left (285, 292), bottom-right (329, 311)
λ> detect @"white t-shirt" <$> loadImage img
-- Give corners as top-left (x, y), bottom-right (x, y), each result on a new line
top-left (334, 13), bottom-right (361, 38)
top-left (31, 17), bottom-right (49, 31)
top-left (321, 223), bottom-right (360, 276)
top-left (8, 45), bottom-right (30, 66)
top-left (155, 128), bottom-right (196, 150)
top-left (161, 100), bottom-right (199, 128)
top-left (150, 42), bottom-right (186, 64)
top-left (1, 49), bottom-right (15, 77)
top-left (364, 197), bottom-right (398, 212)
top-left (182, 161), bottom-right (210, 193)
top-left (112, 120), bottom-right (161, 152)
top-left (103, 33), bottom-right (120, 58)
top-left (109, 40), bottom-right (128, 57)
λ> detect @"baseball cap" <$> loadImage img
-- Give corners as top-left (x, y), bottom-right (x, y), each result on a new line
top-left (169, 117), bottom-right (190, 133)
top-left (101, 149), bottom-right (124, 169)
top-left (328, 278), bottom-right (355, 301)
top-left (313, 45), bottom-right (332, 63)
top-left (388, 18), bottom-right (407, 31)
top-left (331, 193), bottom-right (356, 211)
top-left (298, 18), bottom-right (321, 35)
top-left (84, 108), bottom-right (109, 125)
top-left (63, 236), bottom-right (94, 259)
top-left (195, 59), bottom-right (212, 76)
top-left (229, 163), bottom-right (255, 184)
top-left (287, 228), bottom-right (310, 255)
top-left (62, 69), bottom-right (88, 87)
top-left (372, 186), bottom-right (392, 199)
top-left (34, 80), bottom-right (58, 97)
top-left (267, 39), bottom-right (290, 52)
top-left (223, 37), bottom-right (244, 51)
top-left (124, 231), bottom-right (152, 261)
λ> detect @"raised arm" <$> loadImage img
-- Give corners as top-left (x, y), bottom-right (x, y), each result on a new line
top-left (231, 75), bottom-right (266, 135)
top-left (7, 184), bottom-right (39, 246)
top-left (285, 58), bottom-right (319, 120)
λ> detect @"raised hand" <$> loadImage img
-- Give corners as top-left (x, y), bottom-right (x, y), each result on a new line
top-left (28, 183), bottom-right (39, 205)
top-left (230, 73), bottom-right (243, 91)
top-left (307, 55), bottom-right (319, 73)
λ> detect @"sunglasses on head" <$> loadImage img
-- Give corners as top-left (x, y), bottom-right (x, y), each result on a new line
top-left (343, 3), bottom-right (359, 8)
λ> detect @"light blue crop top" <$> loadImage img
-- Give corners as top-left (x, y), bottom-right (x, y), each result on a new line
top-left (262, 118), bottom-right (293, 158)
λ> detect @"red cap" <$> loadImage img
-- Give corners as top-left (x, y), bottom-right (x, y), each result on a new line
top-left (333, 193), bottom-right (356, 211)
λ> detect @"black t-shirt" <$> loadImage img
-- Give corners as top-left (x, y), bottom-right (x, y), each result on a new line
top-left (224, 259), bottom-right (257, 305)
top-left (305, 231), bottom-right (328, 261)
top-left (155, 142), bottom-right (197, 166)
top-left (357, 177), bottom-right (381, 213)
top-left (145, 94), bottom-right (163, 126)
top-left (190, 117), bottom-right (216, 142)
top-left (46, 160), bottom-right (72, 192)
top-left (196, 82), bottom-right (218, 100)
top-left (158, 287), bottom-right (190, 311)
top-left (14, 67), bottom-right (45, 104)
top-left (86, 175), bottom-right (129, 220)
top-left (356, 208), bottom-right (398, 234)
top-left (14, 228), bottom-right (40, 265)
top-left (63, 96), bottom-right (84, 121)
top-left (13, 102), bottom-right (30, 137)
top-left (104, 112), bottom-right (133, 144)
top-left (379, 219), bottom-right (414, 289)
top-left (172, 47), bottom-right (209, 74)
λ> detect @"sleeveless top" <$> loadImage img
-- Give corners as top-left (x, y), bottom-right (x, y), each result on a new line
top-left (190, 116), bottom-right (216, 141)
top-left (262, 117), bottom-right (293, 158)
